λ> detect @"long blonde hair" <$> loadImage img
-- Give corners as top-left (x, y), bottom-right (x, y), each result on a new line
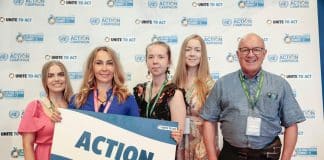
top-left (74, 46), bottom-right (130, 108)
top-left (173, 34), bottom-right (212, 109)
top-left (41, 60), bottom-right (73, 102)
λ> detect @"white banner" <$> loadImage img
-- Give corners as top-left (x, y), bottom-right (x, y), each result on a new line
top-left (51, 109), bottom-right (177, 160)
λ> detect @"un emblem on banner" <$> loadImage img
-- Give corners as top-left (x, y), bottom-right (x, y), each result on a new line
top-left (60, 0), bottom-right (66, 5)
top-left (192, 2), bottom-right (198, 7)
top-left (58, 35), bottom-right (69, 43)
top-left (104, 36), bottom-right (110, 42)
top-left (9, 110), bottom-right (20, 119)
top-left (16, 33), bottom-right (24, 43)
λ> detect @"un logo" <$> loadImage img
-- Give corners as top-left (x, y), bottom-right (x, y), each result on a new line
top-left (58, 35), bottom-right (69, 43)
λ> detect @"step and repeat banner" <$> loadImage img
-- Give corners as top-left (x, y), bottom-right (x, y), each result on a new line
top-left (0, 0), bottom-right (323, 159)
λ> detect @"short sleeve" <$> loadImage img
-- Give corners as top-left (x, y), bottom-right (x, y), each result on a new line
top-left (279, 80), bottom-right (306, 127)
top-left (200, 79), bottom-right (221, 122)
top-left (18, 100), bottom-right (46, 134)
top-left (126, 95), bottom-right (140, 117)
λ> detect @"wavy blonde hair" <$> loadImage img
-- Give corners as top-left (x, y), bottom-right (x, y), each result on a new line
top-left (74, 46), bottom-right (130, 108)
top-left (172, 34), bottom-right (212, 109)
top-left (41, 60), bottom-right (73, 102)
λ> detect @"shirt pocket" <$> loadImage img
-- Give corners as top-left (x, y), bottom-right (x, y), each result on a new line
top-left (259, 92), bottom-right (280, 119)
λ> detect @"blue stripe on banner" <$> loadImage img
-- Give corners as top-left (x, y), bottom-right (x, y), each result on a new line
top-left (51, 154), bottom-right (72, 160)
top-left (69, 109), bottom-right (177, 145)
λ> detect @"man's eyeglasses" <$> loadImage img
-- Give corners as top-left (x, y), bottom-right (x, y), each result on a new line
top-left (238, 47), bottom-right (265, 55)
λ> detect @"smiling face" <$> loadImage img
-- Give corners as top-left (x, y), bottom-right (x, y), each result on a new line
top-left (146, 44), bottom-right (170, 78)
top-left (46, 64), bottom-right (66, 94)
top-left (185, 38), bottom-right (202, 69)
top-left (236, 33), bottom-right (267, 78)
top-left (93, 50), bottom-right (115, 85)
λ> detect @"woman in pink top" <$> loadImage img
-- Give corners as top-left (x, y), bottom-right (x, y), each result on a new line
top-left (18, 60), bottom-right (73, 160)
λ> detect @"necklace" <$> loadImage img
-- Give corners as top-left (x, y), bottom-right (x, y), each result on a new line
top-left (47, 98), bottom-right (56, 113)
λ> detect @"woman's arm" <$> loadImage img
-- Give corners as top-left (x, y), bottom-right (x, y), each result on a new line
top-left (169, 90), bottom-right (186, 143)
top-left (21, 133), bottom-right (36, 160)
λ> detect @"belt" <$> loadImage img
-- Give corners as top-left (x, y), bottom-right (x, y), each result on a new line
top-left (223, 137), bottom-right (282, 159)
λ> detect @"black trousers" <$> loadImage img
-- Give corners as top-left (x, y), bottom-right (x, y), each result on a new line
top-left (219, 137), bottom-right (282, 160)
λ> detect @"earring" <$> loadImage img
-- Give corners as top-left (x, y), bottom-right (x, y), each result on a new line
top-left (146, 71), bottom-right (151, 80)
top-left (166, 68), bottom-right (170, 80)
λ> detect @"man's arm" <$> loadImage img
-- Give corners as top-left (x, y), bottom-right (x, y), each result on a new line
top-left (203, 120), bottom-right (218, 160)
top-left (281, 123), bottom-right (298, 160)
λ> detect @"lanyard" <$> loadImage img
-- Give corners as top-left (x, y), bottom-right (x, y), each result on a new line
top-left (93, 89), bottom-right (114, 113)
top-left (146, 80), bottom-right (168, 117)
top-left (239, 71), bottom-right (264, 109)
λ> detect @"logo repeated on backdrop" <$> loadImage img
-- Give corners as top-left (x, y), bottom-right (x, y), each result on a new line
top-left (280, 73), bottom-right (312, 79)
top-left (10, 147), bottom-right (24, 158)
top-left (134, 54), bottom-right (145, 63)
top-left (211, 72), bottom-right (220, 80)
top-left (106, 0), bottom-right (133, 8)
top-left (69, 72), bottom-right (83, 80)
top-left (303, 109), bottom-right (316, 119)
top-left (58, 34), bottom-right (90, 44)
top-left (89, 17), bottom-right (121, 26)
top-left (1, 131), bottom-right (19, 137)
top-left (222, 18), bottom-right (252, 27)
top-left (226, 52), bottom-right (238, 63)
top-left (266, 19), bottom-right (298, 25)
top-left (8, 110), bottom-right (24, 119)
top-left (48, 15), bottom-right (76, 25)
top-left (181, 17), bottom-right (208, 26)
top-left (151, 34), bottom-right (177, 44)
top-left (12, 0), bottom-right (45, 6)
top-left (279, 0), bottom-right (309, 8)
top-left (0, 52), bottom-right (30, 62)
top-left (293, 147), bottom-right (317, 157)
top-left (126, 73), bottom-right (132, 81)
top-left (147, 0), bottom-right (178, 9)
top-left (8, 72), bottom-right (41, 79)
top-left (203, 35), bottom-right (223, 45)
top-left (44, 55), bottom-right (78, 61)
top-left (59, 0), bottom-right (92, 5)
top-left (135, 18), bottom-right (167, 25)
top-left (191, 1), bottom-right (223, 7)
top-left (0, 89), bottom-right (24, 99)
top-left (237, 0), bottom-right (264, 8)
top-left (0, 16), bottom-right (32, 23)
top-left (15, 32), bottom-right (44, 43)
top-left (267, 54), bottom-right (299, 63)
top-left (104, 36), bottom-right (136, 43)
top-left (283, 34), bottom-right (311, 44)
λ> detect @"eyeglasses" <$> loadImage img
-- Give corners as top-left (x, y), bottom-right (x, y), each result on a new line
top-left (238, 47), bottom-right (265, 55)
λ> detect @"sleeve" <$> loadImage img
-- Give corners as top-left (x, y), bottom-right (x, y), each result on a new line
top-left (200, 79), bottom-right (221, 122)
top-left (279, 80), bottom-right (306, 127)
top-left (18, 100), bottom-right (46, 134)
top-left (126, 95), bottom-right (140, 117)
top-left (68, 95), bottom-right (77, 109)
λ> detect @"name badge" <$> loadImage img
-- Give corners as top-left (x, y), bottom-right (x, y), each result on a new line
top-left (246, 116), bottom-right (261, 136)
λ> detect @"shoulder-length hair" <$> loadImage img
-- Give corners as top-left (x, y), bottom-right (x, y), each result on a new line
top-left (74, 46), bottom-right (130, 108)
top-left (41, 60), bottom-right (73, 103)
top-left (172, 34), bottom-right (212, 109)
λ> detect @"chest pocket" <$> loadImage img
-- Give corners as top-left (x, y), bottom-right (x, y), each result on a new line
top-left (259, 92), bottom-right (280, 119)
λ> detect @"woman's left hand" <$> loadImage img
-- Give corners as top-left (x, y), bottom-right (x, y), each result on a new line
top-left (171, 128), bottom-right (183, 144)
